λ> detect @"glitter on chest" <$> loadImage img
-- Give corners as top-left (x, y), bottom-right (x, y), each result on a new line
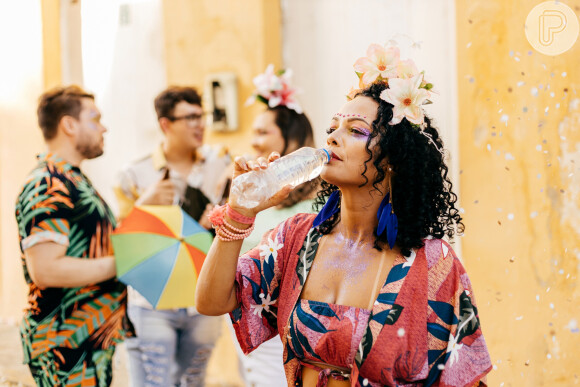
top-left (314, 234), bottom-right (378, 285)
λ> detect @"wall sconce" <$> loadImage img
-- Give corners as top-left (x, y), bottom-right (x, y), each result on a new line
top-left (204, 72), bottom-right (238, 132)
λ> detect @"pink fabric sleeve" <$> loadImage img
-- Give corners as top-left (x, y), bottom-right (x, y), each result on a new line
top-left (229, 220), bottom-right (288, 354)
top-left (426, 239), bottom-right (492, 386)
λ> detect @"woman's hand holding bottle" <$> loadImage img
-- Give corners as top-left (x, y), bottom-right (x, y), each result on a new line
top-left (227, 151), bottom-right (293, 218)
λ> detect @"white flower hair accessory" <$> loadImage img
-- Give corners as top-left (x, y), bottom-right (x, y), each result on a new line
top-left (246, 64), bottom-right (303, 113)
top-left (349, 43), bottom-right (444, 155)
top-left (380, 74), bottom-right (430, 126)
top-left (351, 43), bottom-right (434, 127)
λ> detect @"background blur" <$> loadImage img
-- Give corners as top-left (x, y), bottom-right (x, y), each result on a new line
top-left (0, 0), bottom-right (579, 386)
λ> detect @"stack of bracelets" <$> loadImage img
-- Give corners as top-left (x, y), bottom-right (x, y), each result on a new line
top-left (208, 204), bottom-right (255, 242)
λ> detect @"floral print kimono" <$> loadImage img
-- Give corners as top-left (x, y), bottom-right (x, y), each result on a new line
top-left (230, 213), bottom-right (492, 386)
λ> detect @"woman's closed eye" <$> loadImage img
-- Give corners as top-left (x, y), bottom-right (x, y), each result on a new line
top-left (350, 127), bottom-right (370, 137)
top-left (326, 126), bottom-right (370, 137)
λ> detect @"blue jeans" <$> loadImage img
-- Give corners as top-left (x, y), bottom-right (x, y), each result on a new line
top-left (126, 305), bottom-right (221, 387)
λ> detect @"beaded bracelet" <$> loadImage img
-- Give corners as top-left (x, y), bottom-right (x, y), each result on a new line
top-left (226, 204), bottom-right (255, 225)
top-left (214, 222), bottom-right (255, 242)
top-left (208, 204), bottom-right (255, 242)
top-left (208, 204), bottom-right (256, 226)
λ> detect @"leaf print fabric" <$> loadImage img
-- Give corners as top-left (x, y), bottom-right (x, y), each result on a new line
top-left (15, 153), bottom-right (130, 386)
top-left (287, 300), bottom-right (371, 369)
top-left (296, 228), bottom-right (320, 286)
top-left (230, 213), bottom-right (491, 386)
top-left (231, 219), bottom-right (288, 352)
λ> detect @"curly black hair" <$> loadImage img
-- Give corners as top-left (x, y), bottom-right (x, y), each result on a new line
top-left (313, 82), bottom-right (464, 256)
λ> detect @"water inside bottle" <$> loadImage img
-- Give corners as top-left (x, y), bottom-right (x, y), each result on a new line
top-left (231, 147), bottom-right (329, 208)
top-left (307, 164), bottom-right (325, 181)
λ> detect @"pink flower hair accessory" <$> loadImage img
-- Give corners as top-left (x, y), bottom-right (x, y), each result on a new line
top-left (351, 42), bottom-right (435, 126)
top-left (246, 64), bottom-right (303, 113)
top-left (349, 42), bottom-right (445, 156)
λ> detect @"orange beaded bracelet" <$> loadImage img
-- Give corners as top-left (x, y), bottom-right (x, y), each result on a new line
top-left (208, 204), bottom-right (255, 241)
top-left (226, 204), bottom-right (255, 225)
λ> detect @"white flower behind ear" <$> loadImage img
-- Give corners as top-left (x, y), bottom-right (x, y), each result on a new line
top-left (380, 74), bottom-right (430, 125)
top-left (259, 236), bottom-right (284, 263)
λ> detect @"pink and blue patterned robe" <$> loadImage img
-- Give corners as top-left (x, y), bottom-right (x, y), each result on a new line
top-left (230, 213), bottom-right (492, 386)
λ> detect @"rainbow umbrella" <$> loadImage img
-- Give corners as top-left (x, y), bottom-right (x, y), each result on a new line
top-left (112, 205), bottom-right (212, 309)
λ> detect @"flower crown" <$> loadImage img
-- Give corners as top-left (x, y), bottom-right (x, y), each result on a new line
top-left (246, 64), bottom-right (303, 113)
top-left (350, 43), bottom-right (434, 127)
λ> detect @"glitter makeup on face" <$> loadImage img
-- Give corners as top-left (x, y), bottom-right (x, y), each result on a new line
top-left (331, 114), bottom-right (372, 137)
top-left (335, 112), bottom-right (368, 119)
top-left (357, 127), bottom-right (372, 137)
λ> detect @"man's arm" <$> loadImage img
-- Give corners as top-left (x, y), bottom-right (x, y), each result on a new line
top-left (25, 242), bottom-right (116, 289)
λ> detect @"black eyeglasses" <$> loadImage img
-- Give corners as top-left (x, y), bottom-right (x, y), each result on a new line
top-left (168, 113), bottom-right (205, 124)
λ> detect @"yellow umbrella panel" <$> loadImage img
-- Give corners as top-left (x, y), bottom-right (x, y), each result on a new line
top-left (112, 205), bottom-right (212, 309)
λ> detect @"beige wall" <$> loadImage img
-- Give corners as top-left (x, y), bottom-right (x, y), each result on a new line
top-left (162, 0), bottom-right (282, 156)
top-left (456, 0), bottom-right (580, 385)
top-left (162, 1), bottom-right (282, 384)
top-left (41, 0), bottom-right (62, 90)
top-left (0, 113), bottom-right (43, 323)
top-left (281, 0), bottom-right (459, 162)
top-left (80, 0), bottom-right (168, 214)
top-left (0, 1), bottom-right (52, 322)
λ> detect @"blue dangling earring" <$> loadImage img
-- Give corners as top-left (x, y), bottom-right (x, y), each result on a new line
top-left (313, 190), bottom-right (340, 227)
top-left (377, 189), bottom-right (398, 249)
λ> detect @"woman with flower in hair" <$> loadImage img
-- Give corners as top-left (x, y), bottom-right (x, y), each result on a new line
top-left (229, 65), bottom-right (319, 386)
top-left (197, 44), bottom-right (492, 386)
top-left (246, 65), bottom-right (319, 222)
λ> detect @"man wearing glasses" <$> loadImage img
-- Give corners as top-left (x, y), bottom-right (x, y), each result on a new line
top-left (115, 86), bottom-right (230, 386)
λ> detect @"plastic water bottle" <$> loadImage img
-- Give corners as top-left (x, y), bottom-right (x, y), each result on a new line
top-left (231, 147), bottom-right (331, 209)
